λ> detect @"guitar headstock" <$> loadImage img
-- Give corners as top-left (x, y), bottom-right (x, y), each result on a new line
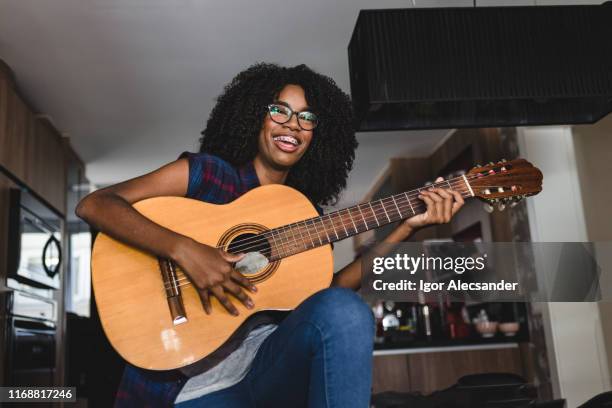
top-left (466, 159), bottom-right (543, 212)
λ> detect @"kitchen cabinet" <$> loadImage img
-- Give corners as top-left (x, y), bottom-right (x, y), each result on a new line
top-left (0, 60), bottom-right (66, 215)
top-left (0, 61), bottom-right (29, 182)
top-left (372, 343), bottom-right (531, 395)
top-left (0, 58), bottom-right (86, 391)
top-left (26, 118), bottom-right (66, 214)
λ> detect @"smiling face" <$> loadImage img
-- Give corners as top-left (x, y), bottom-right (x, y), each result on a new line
top-left (255, 84), bottom-right (314, 173)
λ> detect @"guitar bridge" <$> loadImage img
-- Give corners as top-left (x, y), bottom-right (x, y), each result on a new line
top-left (158, 258), bottom-right (187, 325)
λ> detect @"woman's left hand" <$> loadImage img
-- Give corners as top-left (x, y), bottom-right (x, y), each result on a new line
top-left (402, 177), bottom-right (465, 230)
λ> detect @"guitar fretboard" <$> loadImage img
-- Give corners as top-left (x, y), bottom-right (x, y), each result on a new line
top-left (263, 176), bottom-right (472, 261)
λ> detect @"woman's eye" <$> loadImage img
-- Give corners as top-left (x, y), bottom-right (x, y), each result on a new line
top-left (300, 112), bottom-right (317, 122)
top-left (270, 105), bottom-right (289, 116)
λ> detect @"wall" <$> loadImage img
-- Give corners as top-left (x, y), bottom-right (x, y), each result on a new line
top-left (572, 113), bottom-right (612, 386)
top-left (518, 125), bottom-right (610, 407)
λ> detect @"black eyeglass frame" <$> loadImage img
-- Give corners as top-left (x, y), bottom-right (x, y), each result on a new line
top-left (266, 104), bottom-right (319, 131)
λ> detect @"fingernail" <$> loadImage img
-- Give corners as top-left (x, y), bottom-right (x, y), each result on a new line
top-left (251, 286), bottom-right (257, 292)
top-left (246, 300), bottom-right (254, 308)
top-left (232, 310), bottom-right (239, 316)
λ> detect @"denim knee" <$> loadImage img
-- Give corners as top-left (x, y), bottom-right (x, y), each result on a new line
top-left (306, 287), bottom-right (374, 340)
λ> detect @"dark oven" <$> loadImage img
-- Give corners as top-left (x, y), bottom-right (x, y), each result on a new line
top-left (4, 290), bottom-right (57, 387)
top-left (7, 188), bottom-right (63, 289)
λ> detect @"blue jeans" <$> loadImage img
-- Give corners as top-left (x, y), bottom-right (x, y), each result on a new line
top-left (175, 287), bottom-right (375, 408)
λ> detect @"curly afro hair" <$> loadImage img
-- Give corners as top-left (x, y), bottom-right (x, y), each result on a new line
top-left (199, 63), bottom-right (357, 206)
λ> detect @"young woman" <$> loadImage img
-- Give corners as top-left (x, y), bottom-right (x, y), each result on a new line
top-left (76, 63), bottom-right (465, 407)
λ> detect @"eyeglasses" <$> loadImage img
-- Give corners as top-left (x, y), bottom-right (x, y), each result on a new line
top-left (267, 104), bottom-right (319, 131)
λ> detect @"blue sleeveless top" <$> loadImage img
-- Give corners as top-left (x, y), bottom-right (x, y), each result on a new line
top-left (179, 151), bottom-right (260, 204)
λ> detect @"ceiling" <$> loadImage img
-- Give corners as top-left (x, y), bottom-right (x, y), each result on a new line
top-left (1, 0), bottom-right (595, 208)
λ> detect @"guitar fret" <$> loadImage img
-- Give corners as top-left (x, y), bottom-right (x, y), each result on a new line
top-left (269, 229), bottom-right (281, 259)
top-left (318, 218), bottom-right (331, 244)
top-left (295, 222), bottom-right (308, 251)
top-left (368, 202), bottom-right (380, 227)
top-left (346, 208), bottom-right (358, 234)
top-left (310, 219), bottom-right (324, 246)
top-left (273, 228), bottom-right (286, 259)
top-left (279, 226), bottom-right (291, 256)
top-left (404, 192), bottom-right (415, 215)
top-left (284, 227), bottom-right (296, 253)
top-left (327, 214), bottom-right (340, 240)
top-left (288, 225), bottom-right (299, 253)
top-left (338, 211), bottom-right (349, 237)
top-left (303, 220), bottom-right (316, 249)
top-left (391, 195), bottom-right (403, 218)
top-left (357, 204), bottom-right (369, 231)
top-left (379, 200), bottom-right (391, 223)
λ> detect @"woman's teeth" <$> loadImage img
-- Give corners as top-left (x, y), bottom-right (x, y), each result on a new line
top-left (273, 135), bottom-right (299, 145)
top-left (273, 135), bottom-right (300, 152)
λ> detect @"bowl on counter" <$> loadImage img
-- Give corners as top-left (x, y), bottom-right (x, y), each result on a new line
top-left (475, 321), bottom-right (498, 338)
top-left (499, 322), bottom-right (520, 337)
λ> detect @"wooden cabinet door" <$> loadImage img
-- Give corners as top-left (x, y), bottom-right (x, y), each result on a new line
top-left (372, 347), bottom-right (526, 395)
top-left (0, 80), bottom-right (31, 181)
top-left (24, 119), bottom-right (66, 214)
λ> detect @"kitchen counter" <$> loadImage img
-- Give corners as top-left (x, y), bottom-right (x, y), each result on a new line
top-left (373, 341), bottom-right (518, 356)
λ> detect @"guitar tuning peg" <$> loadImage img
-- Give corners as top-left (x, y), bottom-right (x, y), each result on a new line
top-left (475, 163), bottom-right (482, 168)
top-left (483, 202), bottom-right (495, 213)
top-left (509, 200), bottom-right (520, 208)
top-left (501, 158), bottom-right (507, 162)
top-left (483, 189), bottom-right (491, 195)
top-left (488, 161), bottom-right (495, 165)
top-left (497, 201), bottom-right (506, 211)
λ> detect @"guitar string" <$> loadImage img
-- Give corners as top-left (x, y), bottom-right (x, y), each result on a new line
top-left (190, 177), bottom-right (469, 258)
top-left (165, 182), bottom-right (520, 290)
top-left (208, 176), bottom-right (508, 256)
top-left (213, 170), bottom-right (508, 254)
top-left (202, 172), bottom-right (495, 255)
top-left (164, 192), bottom-right (459, 288)
top-left (165, 177), bottom-right (517, 288)
top-left (166, 180), bottom-right (514, 288)
top-left (158, 164), bottom-right (522, 290)
top-left (166, 186), bottom-right (520, 291)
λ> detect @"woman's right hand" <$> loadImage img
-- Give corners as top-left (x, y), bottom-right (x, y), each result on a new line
top-left (173, 238), bottom-right (257, 316)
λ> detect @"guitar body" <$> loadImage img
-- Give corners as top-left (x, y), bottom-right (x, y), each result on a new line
top-left (91, 184), bottom-right (333, 371)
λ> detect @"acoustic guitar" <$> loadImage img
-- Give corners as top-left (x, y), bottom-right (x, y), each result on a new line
top-left (91, 159), bottom-right (542, 370)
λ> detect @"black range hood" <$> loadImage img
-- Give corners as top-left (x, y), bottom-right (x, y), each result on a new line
top-left (348, 2), bottom-right (612, 131)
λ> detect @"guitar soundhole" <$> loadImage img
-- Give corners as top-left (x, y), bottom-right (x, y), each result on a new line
top-left (219, 224), bottom-right (278, 283)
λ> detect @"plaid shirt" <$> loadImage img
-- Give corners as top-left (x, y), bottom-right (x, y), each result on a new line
top-left (114, 152), bottom-right (261, 408)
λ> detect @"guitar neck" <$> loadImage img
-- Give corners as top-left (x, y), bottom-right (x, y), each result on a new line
top-left (266, 175), bottom-right (474, 261)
